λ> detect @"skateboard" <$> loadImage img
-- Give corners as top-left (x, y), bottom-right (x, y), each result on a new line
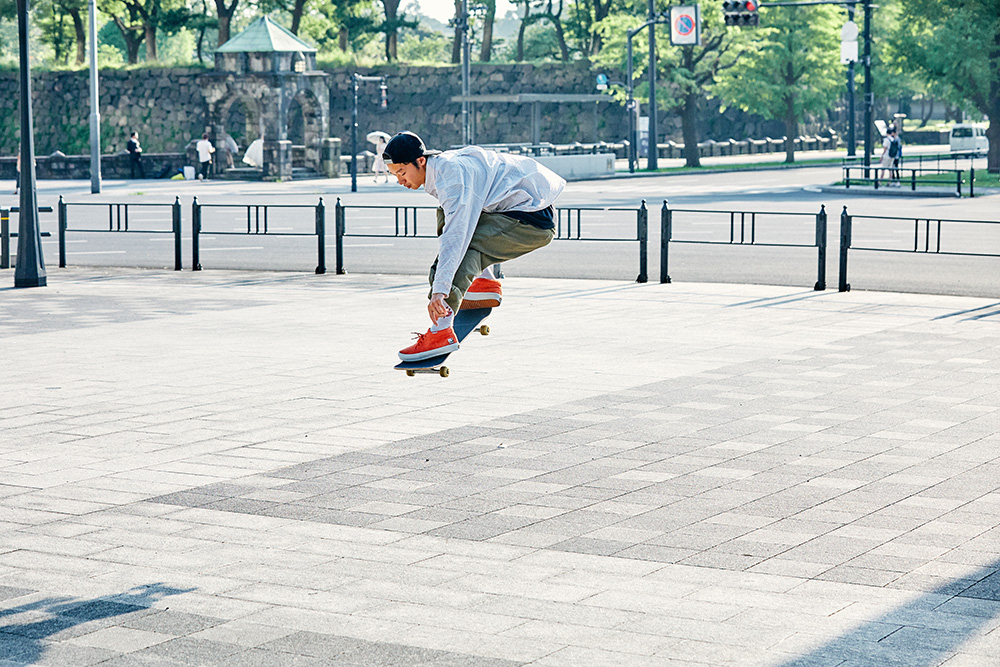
top-left (395, 307), bottom-right (492, 377)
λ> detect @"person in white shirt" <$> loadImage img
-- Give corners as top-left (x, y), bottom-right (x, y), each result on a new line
top-left (195, 133), bottom-right (215, 180)
top-left (383, 131), bottom-right (565, 362)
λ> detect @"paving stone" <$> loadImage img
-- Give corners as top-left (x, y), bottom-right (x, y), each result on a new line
top-left (5, 266), bottom-right (1000, 667)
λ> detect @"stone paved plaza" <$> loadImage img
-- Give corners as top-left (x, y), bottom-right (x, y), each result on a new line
top-left (1, 267), bottom-right (999, 666)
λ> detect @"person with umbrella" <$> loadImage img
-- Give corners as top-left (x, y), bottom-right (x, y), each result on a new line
top-left (368, 131), bottom-right (390, 183)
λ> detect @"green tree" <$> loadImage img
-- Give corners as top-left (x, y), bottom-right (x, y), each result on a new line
top-left (516, 0), bottom-right (569, 61)
top-left (893, 0), bottom-right (1000, 173)
top-left (714, 6), bottom-right (842, 163)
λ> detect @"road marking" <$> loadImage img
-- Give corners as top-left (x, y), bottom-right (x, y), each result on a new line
top-left (198, 247), bottom-right (266, 251)
top-left (65, 250), bottom-right (127, 255)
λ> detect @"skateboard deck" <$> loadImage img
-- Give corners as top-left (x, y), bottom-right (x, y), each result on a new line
top-left (395, 307), bottom-right (492, 377)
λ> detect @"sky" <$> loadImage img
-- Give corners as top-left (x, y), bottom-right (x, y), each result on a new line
top-left (402, 0), bottom-right (518, 25)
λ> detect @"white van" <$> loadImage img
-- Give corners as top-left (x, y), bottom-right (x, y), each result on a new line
top-left (949, 123), bottom-right (989, 153)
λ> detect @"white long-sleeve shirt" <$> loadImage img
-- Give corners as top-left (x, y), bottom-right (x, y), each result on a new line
top-left (424, 146), bottom-right (565, 296)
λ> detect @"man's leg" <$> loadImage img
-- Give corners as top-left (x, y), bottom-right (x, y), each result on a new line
top-left (429, 209), bottom-right (554, 315)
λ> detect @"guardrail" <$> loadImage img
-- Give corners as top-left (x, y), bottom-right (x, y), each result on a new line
top-left (57, 197), bottom-right (182, 270)
top-left (192, 197), bottom-right (327, 274)
top-left (660, 202), bottom-right (828, 290)
top-left (1, 206), bottom-right (54, 269)
top-left (842, 166), bottom-right (972, 197)
top-left (333, 200), bottom-right (649, 283)
top-left (837, 207), bottom-right (1000, 292)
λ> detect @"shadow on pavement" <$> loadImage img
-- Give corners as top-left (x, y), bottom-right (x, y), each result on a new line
top-left (779, 559), bottom-right (1000, 666)
top-left (0, 582), bottom-right (195, 665)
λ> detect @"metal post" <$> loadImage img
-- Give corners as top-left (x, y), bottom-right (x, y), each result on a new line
top-left (14, 0), bottom-right (46, 288)
top-left (970, 166), bottom-right (975, 198)
top-left (838, 206), bottom-right (851, 292)
top-left (172, 196), bottom-right (181, 270)
top-left (58, 196), bottom-right (67, 268)
top-left (351, 74), bottom-right (359, 193)
top-left (637, 200), bottom-right (648, 283)
top-left (626, 36), bottom-right (636, 173)
top-left (846, 6), bottom-right (856, 158)
top-left (315, 197), bottom-right (326, 275)
top-left (335, 197), bottom-right (346, 275)
top-left (660, 200), bottom-right (671, 284)
top-left (646, 0), bottom-right (658, 171)
top-left (1, 209), bottom-right (9, 269)
top-left (862, 0), bottom-right (872, 172)
top-left (814, 204), bottom-right (826, 290)
top-left (461, 0), bottom-right (471, 144)
top-left (88, 0), bottom-right (101, 193)
top-left (192, 196), bottom-right (202, 271)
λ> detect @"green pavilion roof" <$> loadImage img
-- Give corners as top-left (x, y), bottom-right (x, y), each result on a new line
top-left (216, 16), bottom-right (317, 53)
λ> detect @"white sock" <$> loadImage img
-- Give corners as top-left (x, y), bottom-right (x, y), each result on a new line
top-left (430, 312), bottom-right (454, 332)
top-left (477, 267), bottom-right (494, 281)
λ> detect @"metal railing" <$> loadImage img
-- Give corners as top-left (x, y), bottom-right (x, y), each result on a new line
top-left (192, 197), bottom-right (327, 274)
top-left (837, 207), bottom-right (1000, 292)
top-left (57, 197), bottom-right (182, 269)
top-left (333, 199), bottom-right (649, 283)
top-left (660, 201), bottom-right (828, 290)
top-left (1, 206), bottom-right (54, 269)
top-left (842, 166), bottom-right (973, 197)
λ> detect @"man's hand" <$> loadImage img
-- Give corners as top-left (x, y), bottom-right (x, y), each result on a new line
top-left (428, 293), bottom-right (452, 324)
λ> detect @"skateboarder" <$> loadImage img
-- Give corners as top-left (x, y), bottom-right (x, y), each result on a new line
top-left (383, 131), bottom-right (565, 362)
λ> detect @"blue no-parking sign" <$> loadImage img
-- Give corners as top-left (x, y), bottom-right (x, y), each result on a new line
top-left (670, 5), bottom-right (701, 46)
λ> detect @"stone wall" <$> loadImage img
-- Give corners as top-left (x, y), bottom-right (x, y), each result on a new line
top-left (0, 63), bottom-right (834, 159)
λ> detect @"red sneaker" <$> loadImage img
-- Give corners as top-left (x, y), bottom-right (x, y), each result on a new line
top-left (398, 327), bottom-right (459, 361)
top-left (461, 278), bottom-right (502, 309)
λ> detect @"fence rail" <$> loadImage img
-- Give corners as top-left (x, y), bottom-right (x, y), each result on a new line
top-left (333, 200), bottom-right (649, 282)
top-left (838, 207), bottom-right (1000, 292)
top-left (1, 206), bottom-right (54, 269)
top-left (57, 197), bottom-right (182, 270)
top-left (842, 166), bottom-right (973, 197)
top-left (660, 202), bottom-right (828, 290)
top-left (191, 197), bottom-right (326, 274)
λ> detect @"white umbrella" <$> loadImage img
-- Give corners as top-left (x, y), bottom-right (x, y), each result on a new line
top-left (367, 131), bottom-right (391, 145)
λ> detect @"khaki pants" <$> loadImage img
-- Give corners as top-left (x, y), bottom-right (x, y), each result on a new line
top-left (429, 208), bottom-right (555, 313)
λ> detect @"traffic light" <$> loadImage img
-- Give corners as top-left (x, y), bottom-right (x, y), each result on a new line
top-left (723, 0), bottom-right (759, 26)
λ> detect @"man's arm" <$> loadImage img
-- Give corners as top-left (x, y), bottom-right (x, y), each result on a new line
top-left (431, 161), bottom-right (489, 298)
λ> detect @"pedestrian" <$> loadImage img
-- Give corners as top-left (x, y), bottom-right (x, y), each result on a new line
top-left (126, 131), bottom-right (145, 179)
top-left (889, 128), bottom-right (903, 184)
top-left (13, 151), bottom-right (19, 194)
top-left (196, 133), bottom-right (215, 180)
top-left (222, 133), bottom-right (239, 170)
top-left (372, 137), bottom-right (388, 183)
top-left (878, 127), bottom-right (894, 183)
top-left (383, 131), bottom-right (565, 362)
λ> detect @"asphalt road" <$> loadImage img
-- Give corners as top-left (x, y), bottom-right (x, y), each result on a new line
top-left (5, 156), bottom-right (999, 298)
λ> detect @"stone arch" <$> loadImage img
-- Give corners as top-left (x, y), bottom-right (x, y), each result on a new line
top-left (216, 93), bottom-right (263, 145)
top-left (286, 88), bottom-right (323, 172)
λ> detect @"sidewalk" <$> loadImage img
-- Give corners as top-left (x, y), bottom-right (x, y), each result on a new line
top-left (1, 267), bottom-right (999, 666)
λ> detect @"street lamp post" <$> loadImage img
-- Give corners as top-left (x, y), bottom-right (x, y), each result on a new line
top-left (845, 7), bottom-right (856, 158)
top-left (646, 0), bottom-right (658, 171)
top-left (351, 73), bottom-right (388, 193)
top-left (626, 13), bottom-right (669, 173)
top-left (14, 0), bottom-right (46, 288)
top-left (88, 0), bottom-right (101, 193)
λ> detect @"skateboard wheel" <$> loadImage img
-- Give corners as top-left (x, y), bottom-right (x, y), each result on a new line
top-left (479, 325), bottom-right (490, 336)
top-left (405, 370), bottom-right (415, 377)
top-left (439, 367), bottom-right (450, 378)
